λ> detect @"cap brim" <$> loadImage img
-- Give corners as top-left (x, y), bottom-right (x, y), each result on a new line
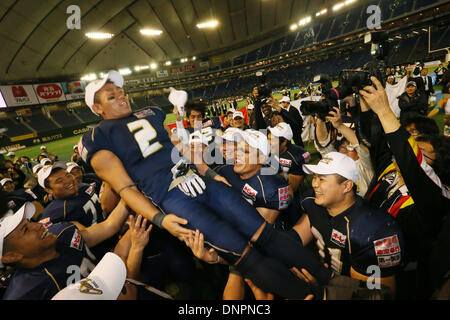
top-left (302, 163), bottom-right (339, 176)
top-left (52, 252), bottom-right (126, 300)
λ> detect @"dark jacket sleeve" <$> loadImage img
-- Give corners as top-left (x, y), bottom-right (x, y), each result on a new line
top-left (253, 98), bottom-right (268, 130)
top-left (385, 127), bottom-right (448, 237)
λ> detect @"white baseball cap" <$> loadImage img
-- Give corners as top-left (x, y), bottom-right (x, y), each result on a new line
top-left (233, 111), bottom-right (244, 119)
top-left (220, 127), bottom-right (244, 142)
top-left (280, 96), bottom-right (291, 103)
top-left (40, 158), bottom-right (52, 166)
top-left (52, 252), bottom-right (126, 300)
top-left (37, 162), bottom-right (68, 188)
top-left (0, 203), bottom-right (36, 268)
top-left (242, 129), bottom-right (270, 156)
top-left (40, 146), bottom-right (47, 150)
top-left (226, 108), bottom-right (236, 114)
top-left (268, 122), bottom-right (293, 141)
top-left (247, 104), bottom-right (254, 110)
top-left (73, 145), bottom-right (78, 150)
top-left (84, 70), bottom-right (124, 115)
top-left (302, 152), bottom-right (359, 183)
top-left (7, 152), bottom-right (14, 157)
top-left (32, 164), bottom-right (43, 175)
top-left (0, 178), bottom-right (13, 187)
top-left (66, 162), bottom-right (80, 173)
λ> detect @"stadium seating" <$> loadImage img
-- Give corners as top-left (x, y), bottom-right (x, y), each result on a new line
top-left (26, 112), bottom-right (59, 132)
top-left (0, 118), bottom-right (33, 138)
top-left (51, 110), bottom-right (82, 127)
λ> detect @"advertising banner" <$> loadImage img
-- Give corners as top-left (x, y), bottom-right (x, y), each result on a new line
top-left (0, 85), bottom-right (40, 107)
top-left (33, 83), bottom-right (66, 104)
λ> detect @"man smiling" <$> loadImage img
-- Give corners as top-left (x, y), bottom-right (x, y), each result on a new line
top-left (37, 162), bottom-right (104, 228)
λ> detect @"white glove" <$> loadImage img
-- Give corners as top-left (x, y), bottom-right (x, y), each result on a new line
top-left (178, 173), bottom-right (206, 197)
top-left (169, 87), bottom-right (188, 117)
top-left (170, 159), bottom-right (206, 197)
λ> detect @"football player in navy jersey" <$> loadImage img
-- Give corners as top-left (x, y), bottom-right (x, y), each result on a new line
top-left (214, 129), bottom-right (291, 225)
top-left (268, 122), bottom-right (311, 228)
top-left (79, 70), bottom-right (334, 299)
top-left (1, 197), bottom-right (129, 300)
top-left (37, 163), bottom-right (104, 228)
top-left (291, 152), bottom-right (405, 293)
top-left (1, 178), bottom-right (43, 218)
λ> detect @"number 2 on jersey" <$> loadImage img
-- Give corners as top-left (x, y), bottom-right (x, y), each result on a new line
top-left (127, 119), bottom-right (163, 158)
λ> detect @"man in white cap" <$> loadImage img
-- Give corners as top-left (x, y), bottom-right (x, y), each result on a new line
top-left (79, 70), bottom-right (335, 299)
top-left (214, 129), bottom-right (290, 225)
top-left (1, 176), bottom-right (43, 217)
top-left (268, 122), bottom-right (311, 228)
top-left (36, 162), bottom-right (104, 229)
top-left (6, 151), bottom-right (16, 163)
top-left (276, 96), bottom-right (304, 147)
top-left (247, 104), bottom-right (256, 129)
top-left (0, 194), bottom-right (138, 300)
top-left (290, 152), bottom-right (405, 293)
top-left (40, 146), bottom-right (57, 162)
top-left (231, 111), bottom-right (249, 130)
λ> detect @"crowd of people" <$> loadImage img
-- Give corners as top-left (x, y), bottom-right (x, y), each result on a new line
top-left (0, 60), bottom-right (449, 300)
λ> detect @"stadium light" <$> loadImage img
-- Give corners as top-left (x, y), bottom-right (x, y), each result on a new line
top-left (197, 20), bottom-right (219, 29)
top-left (332, 2), bottom-right (345, 11)
top-left (290, 24), bottom-right (298, 31)
top-left (180, 58), bottom-right (188, 63)
top-left (81, 73), bottom-right (97, 81)
top-left (165, 61), bottom-right (172, 66)
top-left (192, 56), bottom-right (197, 61)
top-left (316, 9), bottom-right (328, 17)
top-left (135, 65), bottom-right (150, 71)
top-left (150, 63), bottom-right (158, 69)
top-left (344, 0), bottom-right (357, 5)
top-left (140, 29), bottom-right (163, 36)
top-left (119, 68), bottom-right (132, 75)
top-left (298, 16), bottom-right (311, 26)
top-left (85, 32), bottom-right (114, 39)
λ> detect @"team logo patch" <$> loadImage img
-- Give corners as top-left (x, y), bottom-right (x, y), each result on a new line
top-left (202, 120), bottom-right (213, 128)
top-left (85, 184), bottom-right (96, 196)
top-left (302, 152), bottom-right (311, 163)
top-left (7, 200), bottom-right (16, 209)
top-left (373, 235), bottom-right (401, 268)
top-left (70, 229), bottom-right (83, 251)
top-left (278, 186), bottom-right (290, 210)
top-left (134, 108), bottom-right (155, 119)
top-left (78, 279), bottom-right (103, 295)
top-left (330, 229), bottom-right (347, 248)
top-left (242, 183), bottom-right (258, 201)
top-left (279, 158), bottom-right (292, 168)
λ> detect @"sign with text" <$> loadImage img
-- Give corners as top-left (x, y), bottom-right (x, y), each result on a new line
top-left (33, 83), bottom-right (66, 104)
top-left (156, 70), bottom-right (169, 78)
top-left (62, 81), bottom-right (86, 100)
top-left (0, 85), bottom-right (40, 107)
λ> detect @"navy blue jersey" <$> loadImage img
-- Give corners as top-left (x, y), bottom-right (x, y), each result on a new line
top-left (215, 165), bottom-right (291, 211)
top-left (38, 183), bottom-right (104, 227)
top-left (276, 144), bottom-right (310, 176)
top-left (81, 108), bottom-right (175, 205)
top-left (6, 189), bottom-right (38, 213)
top-left (3, 222), bottom-right (97, 300)
top-left (302, 196), bottom-right (405, 277)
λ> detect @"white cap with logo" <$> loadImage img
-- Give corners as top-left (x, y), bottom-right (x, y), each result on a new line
top-left (268, 122), bottom-right (293, 141)
top-left (52, 252), bottom-right (126, 300)
top-left (242, 129), bottom-right (270, 156)
top-left (0, 203), bottom-right (36, 268)
top-left (247, 104), bottom-right (254, 110)
top-left (37, 162), bottom-right (68, 188)
top-left (85, 70), bottom-right (124, 115)
top-left (233, 111), bottom-right (244, 119)
top-left (66, 162), bottom-right (80, 173)
top-left (302, 152), bottom-right (359, 183)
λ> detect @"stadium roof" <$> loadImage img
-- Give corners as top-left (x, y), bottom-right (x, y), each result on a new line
top-left (0, 0), bottom-right (369, 83)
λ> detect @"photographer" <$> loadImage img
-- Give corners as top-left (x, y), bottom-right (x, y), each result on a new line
top-left (271, 96), bottom-right (304, 147)
top-left (313, 108), bottom-right (374, 197)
